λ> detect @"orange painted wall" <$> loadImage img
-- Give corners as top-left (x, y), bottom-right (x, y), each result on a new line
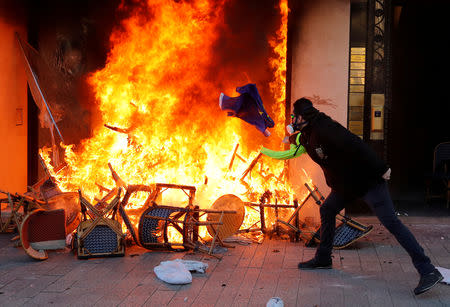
top-left (0, 20), bottom-right (27, 193)
top-left (289, 0), bottom-right (350, 224)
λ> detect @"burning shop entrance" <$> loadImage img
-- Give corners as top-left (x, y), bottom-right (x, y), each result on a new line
top-left (1, 0), bottom-right (373, 259)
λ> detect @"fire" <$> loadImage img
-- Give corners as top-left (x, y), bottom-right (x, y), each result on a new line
top-left (41, 0), bottom-right (292, 242)
top-left (269, 0), bottom-right (289, 137)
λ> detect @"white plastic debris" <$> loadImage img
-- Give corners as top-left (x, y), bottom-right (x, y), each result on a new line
top-left (266, 297), bottom-right (284, 307)
top-left (177, 259), bottom-right (208, 273)
top-left (154, 260), bottom-right (192, 284)
top-left (154, 259), bottom-right (208, 285)
top-left (436, 267), bottom-right (450, 285)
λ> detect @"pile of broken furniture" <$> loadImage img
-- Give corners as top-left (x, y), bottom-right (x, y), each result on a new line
top-left (0, 164), bottom-right (239, 261)
top-left (0, 145), bottom-right (374, 261)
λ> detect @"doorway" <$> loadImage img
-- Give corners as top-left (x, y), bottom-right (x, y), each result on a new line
top-left (389, 0), bottom-right (450, 214)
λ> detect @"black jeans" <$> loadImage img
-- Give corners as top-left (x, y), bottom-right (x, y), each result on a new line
top-left (315, 181), bottom-right (434, 276)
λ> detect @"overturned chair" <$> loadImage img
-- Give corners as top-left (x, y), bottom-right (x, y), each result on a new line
top-left (303, 183), bottom-right (373, 249)
top-left (137, 183), bottom-right (237, 256)
top-left (20, 208), bottom-right (66, 260)
top-left (76, 188), bottom-right (125, 259)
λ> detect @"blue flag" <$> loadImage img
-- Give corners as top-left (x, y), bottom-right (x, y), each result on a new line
top-left (219, 84), bottom-right (275, 136)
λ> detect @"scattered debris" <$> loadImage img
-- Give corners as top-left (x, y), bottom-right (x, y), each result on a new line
top-left (154, 260), bottom-right (192, 285)
top-left (267, 297), bottom-right (284, 307)
top-left (179, 259), bottom-right (209, 273)
top-left (436, 267), bottom-right (450, 285)
top-left (154, 259), bottom-right (208, 285)
top-left (395, 211), bottom-right (409, 216)
top-left (223, 235), bottom-right (253, 245)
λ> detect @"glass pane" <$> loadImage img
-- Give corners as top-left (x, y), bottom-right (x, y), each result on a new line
top-left (351, 54), bottom-right (366, 62)
top-left (349, 106), bottom-right (364, 121)
top-left (351, 62), bottom-right (365, 70)
top-left (350, 77), bottom-right (365, 85)
top-left (349, 121), bottom-right (363, 136)
top-left (350, 69), bottom-right (365, 77)
top-left (351, 47), bottom-right (366, 55)
top-left (350, 85), bottom-right (364, 92)
top-left (349, 93), bottom-right (364, 106)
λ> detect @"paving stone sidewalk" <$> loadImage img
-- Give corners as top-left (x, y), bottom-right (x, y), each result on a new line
top-left (0, 216), bottom-right (449, 306)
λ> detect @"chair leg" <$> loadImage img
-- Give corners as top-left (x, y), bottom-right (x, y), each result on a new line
top-left (209, 212), bottom-right (224, 255)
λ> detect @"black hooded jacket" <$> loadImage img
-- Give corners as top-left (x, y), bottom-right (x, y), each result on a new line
top-left (292, 112), bottom-right (389, 198)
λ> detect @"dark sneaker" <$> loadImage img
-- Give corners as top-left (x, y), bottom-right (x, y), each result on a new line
top-left (414, 269), bottom-right (443, 295)
top-left (298, 258), bottom-right (332, 270)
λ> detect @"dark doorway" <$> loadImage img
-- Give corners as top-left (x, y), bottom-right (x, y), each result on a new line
top-left (347, 0), bottom-right (450, 215)
top-left (389, 0), bottom-right (450, 214)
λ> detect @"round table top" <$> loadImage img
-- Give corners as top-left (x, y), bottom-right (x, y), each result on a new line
top-left (206, 194), bottom-right (245, 240)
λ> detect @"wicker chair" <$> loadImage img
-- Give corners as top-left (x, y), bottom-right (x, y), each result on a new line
top-left (76, 189), bottom-right (125, 258)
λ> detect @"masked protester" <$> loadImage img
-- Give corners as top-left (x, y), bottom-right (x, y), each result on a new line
top-left (292, 98), bottom-right (442, 295)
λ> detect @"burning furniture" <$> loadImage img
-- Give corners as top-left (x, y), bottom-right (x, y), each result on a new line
top-left (240, 191), bottom-right (300, 237)
top-left (237, 182), bottom-right (373, 249)
top-left (228, 143), bottom-right (288, 196)
top-left (76, 189), bottom-right (125, 258)
top-left (0, 191), bottom-right (42, 233)
top-left (206, 194), bottom-right (245, 242)
top-left (20, 208), bottom-right (66, 260)
top-left (137, 184), bottom-right (237, 256)
top-left (101, 163), bottom-right (241, 255)
top-left (1, 190), bottom-right (68, 260)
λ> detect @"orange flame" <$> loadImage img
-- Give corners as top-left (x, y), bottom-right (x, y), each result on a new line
top-left (41, 0), bottom-right (292, 241)
top-left (269, 0), bottom-right (289, 137)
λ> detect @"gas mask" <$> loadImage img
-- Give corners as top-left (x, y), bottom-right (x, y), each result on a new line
top-left (286, 124), bottom-right (295, 135)
top-left (286, 114), bottom-right (307, 134)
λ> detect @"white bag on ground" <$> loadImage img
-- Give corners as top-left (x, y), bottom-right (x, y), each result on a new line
top-left (177, 259), bottom-right (208, 273)
top-left (436, 267), bottom-right (450, 284)
top-left (267, 297), bottom-right (284, 307)
top-left (154, 260), bottom-right (192, 284)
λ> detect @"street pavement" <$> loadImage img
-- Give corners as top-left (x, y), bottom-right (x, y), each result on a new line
top-left (0, 216), bottom-right (449, 306)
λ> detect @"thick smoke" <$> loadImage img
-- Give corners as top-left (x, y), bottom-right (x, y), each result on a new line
top-left (0, 0), bottom-right (27, 27)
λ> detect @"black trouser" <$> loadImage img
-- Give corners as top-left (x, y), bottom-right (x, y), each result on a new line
top-left (315, 181), bottom-right (434, 276)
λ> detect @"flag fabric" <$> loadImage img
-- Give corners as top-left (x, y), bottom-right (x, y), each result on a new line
top-left (219, 84), bottom-right (274, 136)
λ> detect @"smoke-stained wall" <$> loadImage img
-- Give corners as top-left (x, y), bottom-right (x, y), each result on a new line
top-left (288, 0), bottom-right (350, 224)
